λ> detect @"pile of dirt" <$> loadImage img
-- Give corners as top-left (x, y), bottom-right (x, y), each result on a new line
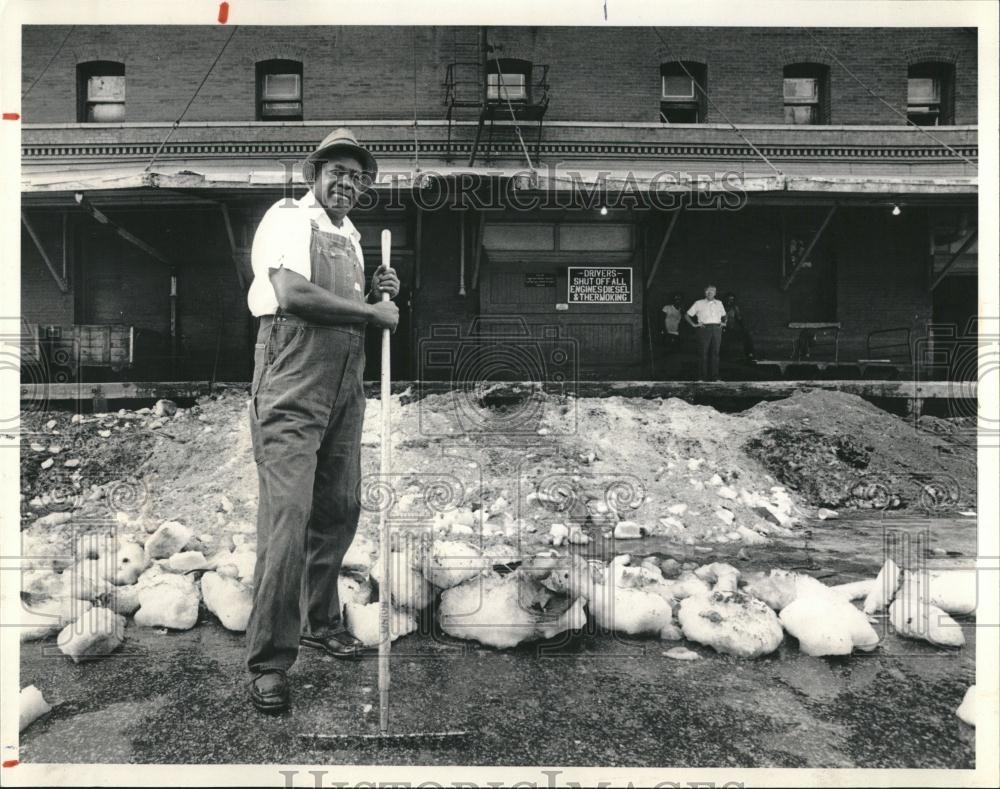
top-left (744, 427), bottom-right (874, 508)
top-left (19, 411), bottom-right (156, 521)
top-left (108, 388), bottom-right (798, 557)
top-left (125, 393), bottom-right (261, 541)
top-left (374, 388), bottom-right (801, 550)
top-left (19, 387), bottom-right (976, 556)
top-left (744, 390), bottom-right (976, 511)
top-left (16, 386), bottom-right (978, 659)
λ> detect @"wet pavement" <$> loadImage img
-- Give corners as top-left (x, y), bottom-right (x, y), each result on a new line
top-left (18, 514), bottom-right (979, 767)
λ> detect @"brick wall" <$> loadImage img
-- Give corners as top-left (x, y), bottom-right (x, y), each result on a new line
top-left (20, 212), bottom-right (74, 327)
top-left (634, 203), bottom-right (933, 367)
top-left (20, 197), bottom-right (943, 381)
top-left (69, 209), bottom-right (251, 380)
top-left (647, 205), bottom-right (788, 355)
top-left (406, 202), bottom-right (935, 377)
top-left (21, 26), bottom-right (977, 126)
top-left (834, 207), bottom-right (933, 359)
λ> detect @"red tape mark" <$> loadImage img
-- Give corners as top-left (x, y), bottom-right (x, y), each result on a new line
top-left (2, 113), bottom-right (20, 121)
top-left (218, 2), bottom-right (229, 23)
top-left (2, 760), bottom-right (19, 768)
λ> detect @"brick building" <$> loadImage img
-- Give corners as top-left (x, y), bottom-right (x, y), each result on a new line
top-left (20, 25), bottom-right (978, 384)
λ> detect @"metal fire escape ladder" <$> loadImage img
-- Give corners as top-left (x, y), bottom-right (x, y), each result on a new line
top-left (444, 28), bottom-right (487, 163)
top-left (444, 29), bottom-right (550, 167)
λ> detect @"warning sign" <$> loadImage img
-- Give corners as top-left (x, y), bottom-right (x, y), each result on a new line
top-left (525, 273), bottom-right (556, 288)
top-left (567, 267), bottom-right (633, 304)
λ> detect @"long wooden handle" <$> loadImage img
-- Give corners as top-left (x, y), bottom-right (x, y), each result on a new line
top-left (378, 228), bottom-right (392, 735)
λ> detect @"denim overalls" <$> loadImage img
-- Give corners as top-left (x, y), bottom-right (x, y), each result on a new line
top-left (246, 219), bottom-right (367, 674)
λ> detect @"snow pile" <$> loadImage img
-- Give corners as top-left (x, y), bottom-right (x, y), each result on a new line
top-left (956, 686), bottom-right (976, 727)
top-left (133, 570), bottom-right (201, 630)
top-left (57, 607), bottom-right (125, 662)
top-left (201, 572), bottom-right (253, 632)
top-left (16, 388), bottom-right (975, 663)
top-left (439, 569), bottom-right (586, 649)
top-left (677, 591), bottom-right (784, 658)
top-left (779, 595), bottom-right (879, 656)
top-left (20, 685), bottom-right (52, 732)
top-left (345, 602), bottom-right (418, 647)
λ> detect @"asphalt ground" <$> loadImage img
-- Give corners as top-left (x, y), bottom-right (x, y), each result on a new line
top-left (18, 514), bottom-right (979, 768)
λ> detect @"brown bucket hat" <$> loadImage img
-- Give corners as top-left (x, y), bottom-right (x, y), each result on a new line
top-left (303, 127), bottom-right (378, 183)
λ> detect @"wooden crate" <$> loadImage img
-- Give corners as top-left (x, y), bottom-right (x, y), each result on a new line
top-left (19, 322), bottom-right (43, 365)
top-left (73, 324), bottom-right (133, 369)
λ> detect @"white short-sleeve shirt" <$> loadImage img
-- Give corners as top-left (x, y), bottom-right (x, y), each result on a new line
top-left (662, 304), bottom-right (682, 334)
top-left (246, 190), bottom-right (365, 317)
top-left (686, 298), bottom-right (727, 325)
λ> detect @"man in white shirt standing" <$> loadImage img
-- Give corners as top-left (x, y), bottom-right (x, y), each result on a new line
top-left (685, 284), bottom-right (727, 381)
top-left (244, 128), bottom-right (400, 713)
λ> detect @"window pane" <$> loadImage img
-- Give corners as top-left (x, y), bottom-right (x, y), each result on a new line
top-left (87, 75), bottom-right (125, 102)
top-left (908, 77), bottom-right (940, 104)
top-left (487, 73), bottom-right (526, 100)
top-left (87, 102), bottom-right (125, 122)
top-left (261, 101), bottom-right (303, 117)
top-left (907, 110), bottom-right (939, 126)
top-left (263, 73), bottom-right (301, 100)
top-left (784, 104), bottom-right (817, 124)
top-left (660, 104), bottom-right (699, 123)
top-left (783, 77), bottom-right (817, 101)
top-left (662, 74), bottom-right (694, 99)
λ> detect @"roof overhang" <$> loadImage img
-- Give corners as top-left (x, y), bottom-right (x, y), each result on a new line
top-left (20, 162), bottom-right (979, 208)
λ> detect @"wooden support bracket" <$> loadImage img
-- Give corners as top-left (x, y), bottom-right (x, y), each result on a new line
top-left (645, 209), bottom-right (682, 290)
top-left (930, 228), bottom-right (977, 291)
top-left (782, 204), bottom-right (837, 291)
top-left (414, 207), bottom-right (423, 291)
top-left (21, 211), bottom-right (69, 293)
top-left (220, 203), bottom-right (237, 255)
top-left (74, 192), bottom-right (172, 267)
top-left (471, 210), bottom-right (486, 290)
top-left (220, 203), bottom-right (251, 290)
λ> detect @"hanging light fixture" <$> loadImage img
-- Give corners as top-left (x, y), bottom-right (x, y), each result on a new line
top-left (892, 204), bottom-right (901, 216)
top-left (600, 206), bottom-right (608, 216)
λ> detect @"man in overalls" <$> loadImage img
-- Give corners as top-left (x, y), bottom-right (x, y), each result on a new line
top-left (244, 128), bottom-right (399, 712)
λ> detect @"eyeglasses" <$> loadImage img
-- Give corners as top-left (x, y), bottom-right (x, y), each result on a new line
top-left (319, 165), bottom-right (372, 188)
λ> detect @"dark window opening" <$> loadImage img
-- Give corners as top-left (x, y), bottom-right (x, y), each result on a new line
top-left (908, 62), bottom-right (955, 126)
top-left (659, 62), bottom-right (706, 124)
top-left (77, 61), bottom-right (125, 123)
top-left (486, 57), bottom-right (531, 103)
top-left (785, 209), bottom-right (838, 324)
top-left (256, 59), bottom-right (303, 121)
top-left (783, 63), bottom-right (829, 125)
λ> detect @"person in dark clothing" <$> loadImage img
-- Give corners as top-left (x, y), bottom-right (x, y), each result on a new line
top-left (722, 291), bottom-right (755, 361)
top-left (661, 292), bottom-right (684, 350)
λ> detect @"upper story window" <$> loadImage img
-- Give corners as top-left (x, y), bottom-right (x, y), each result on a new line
top-left (783, 63), bottom-right (829, 124)
top-left (659, 62), bottom-right (706, 124)
top-left (256, 59), bottom-right (303, 121)
top-left (486, 58), bottom-right (531, 102)
top-left (77, 61), bottom-right (125, 123)
top-left (907, 62), bottom-right (955, 126)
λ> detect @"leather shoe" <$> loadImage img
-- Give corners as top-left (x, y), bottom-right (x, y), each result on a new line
top-left (249, 670), bottom-right (289, 713)
top-left (300, 627), bottom-right (366, 659)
